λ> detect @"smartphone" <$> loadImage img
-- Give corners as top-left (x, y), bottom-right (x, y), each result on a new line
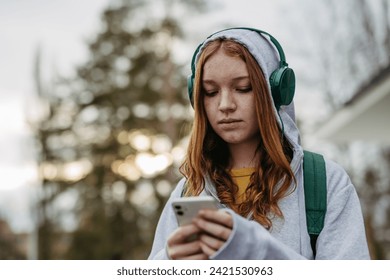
top-left (171, 196), bottom-right (218, 226)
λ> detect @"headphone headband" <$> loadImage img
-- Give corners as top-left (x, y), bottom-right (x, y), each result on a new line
top-left (206, 27), bottom-right (287, 64)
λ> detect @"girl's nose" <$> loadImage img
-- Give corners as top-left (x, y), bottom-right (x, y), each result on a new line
top-left (218, 90), bottom-right (236, 112)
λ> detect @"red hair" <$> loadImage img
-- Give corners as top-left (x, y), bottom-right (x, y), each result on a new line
top-left (180, 39), bottom-right (295, 229)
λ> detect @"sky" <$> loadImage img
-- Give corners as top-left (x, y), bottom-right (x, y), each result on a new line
top-left (0, 0), bottom-right (321, 233)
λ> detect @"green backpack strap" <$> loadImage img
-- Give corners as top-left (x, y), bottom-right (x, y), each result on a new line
top-left (303, 150), bottom-right (327, 258)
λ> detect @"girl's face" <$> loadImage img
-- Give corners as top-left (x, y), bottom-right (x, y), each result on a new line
top-left (202, 49), bottom-right (260, 150)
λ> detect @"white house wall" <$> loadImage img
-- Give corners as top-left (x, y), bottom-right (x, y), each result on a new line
top-left (316, 75), bottom-right (390, 144)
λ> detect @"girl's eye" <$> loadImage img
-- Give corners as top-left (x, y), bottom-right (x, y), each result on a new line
top-left (236, 87), bottom-right (252, 93)
top-left (204, 90), bottom-right (218, 96)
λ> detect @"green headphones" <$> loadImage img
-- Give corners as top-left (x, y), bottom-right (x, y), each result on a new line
top-left (187, 27), bottom-right (295, 110)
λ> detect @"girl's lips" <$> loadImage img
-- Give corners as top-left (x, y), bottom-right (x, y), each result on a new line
top-left (218, 118), bottom-right (242, 124)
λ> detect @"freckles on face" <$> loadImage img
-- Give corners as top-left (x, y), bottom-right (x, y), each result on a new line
top-left (201, 49), bottom-right (260, 146)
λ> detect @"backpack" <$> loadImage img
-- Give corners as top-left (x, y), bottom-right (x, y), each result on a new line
top-left (180, 150), bottom-right (327, 257)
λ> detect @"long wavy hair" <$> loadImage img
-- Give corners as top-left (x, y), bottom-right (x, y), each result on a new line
top-left (180, 39), bottom-right (295, 229)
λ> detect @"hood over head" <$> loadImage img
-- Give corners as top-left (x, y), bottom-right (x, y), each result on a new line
top-left (193, 28), bottom-right (302, 154)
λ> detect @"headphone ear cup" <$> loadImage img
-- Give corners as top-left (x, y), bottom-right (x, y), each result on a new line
top-left (269, 67), bottom-right (295, 109)
top-left (187, 74), bottom-right (194, 107)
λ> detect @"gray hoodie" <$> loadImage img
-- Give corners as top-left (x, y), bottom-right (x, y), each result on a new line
top-left (148, 29), bottom-right (370, 260)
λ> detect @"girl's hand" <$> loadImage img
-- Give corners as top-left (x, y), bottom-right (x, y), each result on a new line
top-left (193, 209), bottom-right (233, 257)
top-left (166, 223), bottom-right (208, 260)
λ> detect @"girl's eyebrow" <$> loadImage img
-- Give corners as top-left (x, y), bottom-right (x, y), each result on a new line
top-left (202, 76), bottom-right (250, 85)
top-left (231, 76), bottom-right (250, 82)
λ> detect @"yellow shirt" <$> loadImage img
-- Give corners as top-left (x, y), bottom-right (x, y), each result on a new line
top-left (230, 167), bottom-right (256, 204)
